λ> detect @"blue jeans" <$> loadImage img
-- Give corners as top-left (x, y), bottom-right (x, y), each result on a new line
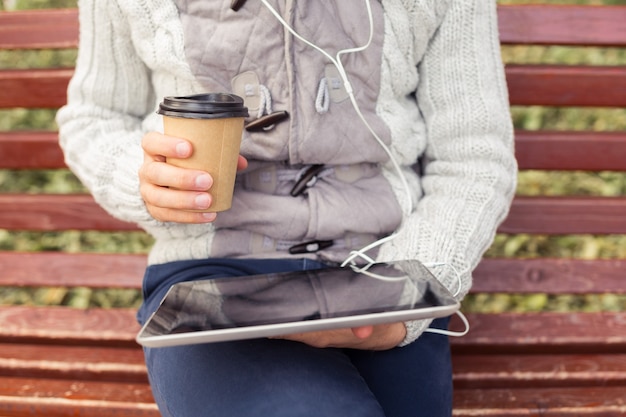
top-left (138, 258), bottom-right (453, 417)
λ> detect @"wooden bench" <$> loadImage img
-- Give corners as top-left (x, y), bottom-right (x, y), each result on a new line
top-left (1, 5), bottom-right (625, 416)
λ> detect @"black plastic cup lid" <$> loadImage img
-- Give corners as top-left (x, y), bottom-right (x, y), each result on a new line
top-left (157, 93), bottom-right (249, 119)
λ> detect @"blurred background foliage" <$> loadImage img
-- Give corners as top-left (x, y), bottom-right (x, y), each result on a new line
top-left (0, 0), bottom-right (625, 311)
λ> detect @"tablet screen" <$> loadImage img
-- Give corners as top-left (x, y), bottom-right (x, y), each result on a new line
top-left (137, 260), bottom-right (459, 347)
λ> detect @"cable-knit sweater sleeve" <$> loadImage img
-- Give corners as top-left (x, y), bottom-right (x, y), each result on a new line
top-left (56, 0), bottom-right (156, 227)
top-left (378, 0), bottom-right (518, 344)
top-left (57, 0), bottom-right (203, 233)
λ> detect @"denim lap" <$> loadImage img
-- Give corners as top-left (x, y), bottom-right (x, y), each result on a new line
top-left (139, 258), bottom-right (453, 417)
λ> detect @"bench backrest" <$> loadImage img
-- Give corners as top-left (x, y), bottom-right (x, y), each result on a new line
top-left (0, 5), bottom-right (625, 296)
top-left (479, 5), bottom-right (626, 297)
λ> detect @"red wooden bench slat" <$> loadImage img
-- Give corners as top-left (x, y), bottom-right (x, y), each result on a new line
top-left (0, 132), bottom-right (65, 169)
top-left (500, 196), bottom-right (626, 235)
top-left (0, 306), bottom-right (139, 347)
top-left (0, 9), bottom-right (78, 50)
top-left (0, 397), bottom-right (158, 417)
top-left (2, 194), bottom-right (625, 234)
top-left (453, 386), bottom-right (626, 417)
top-left (0, 252), bottom-right (146, 289)
top-left (472, 258), bottom-right (626, 295)
top-left (498, 5), bottom-right (626, 47)
top-left (0, 68), bottom-right (73, 109)
top-left (2, 306), bottom-right (623, 355)
top-left (506, 64), bottom-right (626, 107)
top-left (3, 6), bottom-right (626, 51)
top-left (0, 194), bottom-right (138, 231)
top-left (7, 347), bottom-right (626, 395)
top-left (498, 4), bottom-right (626, 46)
top-left (0, 343), bottom-right (147, 383)
top-left (2, 130), bottom-right (626, 171)
top-left (2, 253), bottom-right (624, 295)
top-left (0, 377), bottom-right (157, 417)
top-left (453, 353), bottom-right (626, 389)
top-left (515, 131), bottom-right (626, 171)
top-left (3, 65), bottom-right (625, 110)
top-left (449, 312), bottom-right (626, 355)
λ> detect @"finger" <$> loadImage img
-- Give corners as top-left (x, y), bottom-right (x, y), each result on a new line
top-left (237, 155), bottom-right (248, 171)
top-left (275, 328), bottom-right (354, 349)
top-left (141, 181), bottom-right (217, 223)
top-left (148, 204), bottom-right (217, 224)
top-left (141, 181), bottom-right (213, 212)
top-left (142, 131), bottom-right (192, 160)
top-left (140, 160), bottom-right (213, 191)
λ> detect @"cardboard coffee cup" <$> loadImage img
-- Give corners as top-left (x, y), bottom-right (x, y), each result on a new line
top-left (157, 93), bottom-right (248, 212)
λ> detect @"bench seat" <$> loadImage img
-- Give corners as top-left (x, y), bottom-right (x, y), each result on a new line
top-left (1, 3), bottom-right (625, 416)
top-left (1, 307), bottom-right (625, 416)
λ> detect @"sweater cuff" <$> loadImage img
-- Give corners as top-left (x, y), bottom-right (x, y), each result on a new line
top-left (398, 318), bottom-right (433, 347)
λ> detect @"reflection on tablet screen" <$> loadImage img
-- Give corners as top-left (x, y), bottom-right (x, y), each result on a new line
top-left (140, 260), bottom-right (457, 339)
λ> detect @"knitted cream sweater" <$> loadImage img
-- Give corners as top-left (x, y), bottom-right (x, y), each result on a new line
top-left (57, 0), bottom-right (517, 342)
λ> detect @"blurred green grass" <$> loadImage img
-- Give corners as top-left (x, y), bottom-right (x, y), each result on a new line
top-left (0, 0), bottom-right (625, 311)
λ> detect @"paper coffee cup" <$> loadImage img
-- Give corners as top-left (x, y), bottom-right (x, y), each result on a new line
top-left (157, 93), bottom-right (248, 212)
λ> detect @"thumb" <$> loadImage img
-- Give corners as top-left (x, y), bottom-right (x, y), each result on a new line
top-left (351, 325), bottom-right (374, 339)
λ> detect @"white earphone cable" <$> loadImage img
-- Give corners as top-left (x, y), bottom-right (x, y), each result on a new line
top-left (260, 0), bottom-right (413, 217)
top-left (425, 310), bottom-right (470, 337)
top-left (422, 262), bottom-right (470, 337)
top-left (259, 2), bottom-right (468, 338)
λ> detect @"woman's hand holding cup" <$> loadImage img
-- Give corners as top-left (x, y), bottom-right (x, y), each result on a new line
top-left (139, 131), bottom-right (248, 223)
top-left (141, 93), bottom-right (249, 223)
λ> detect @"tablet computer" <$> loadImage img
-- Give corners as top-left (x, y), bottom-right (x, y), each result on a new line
top-left (136, 260), bottom-right (460, 348)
